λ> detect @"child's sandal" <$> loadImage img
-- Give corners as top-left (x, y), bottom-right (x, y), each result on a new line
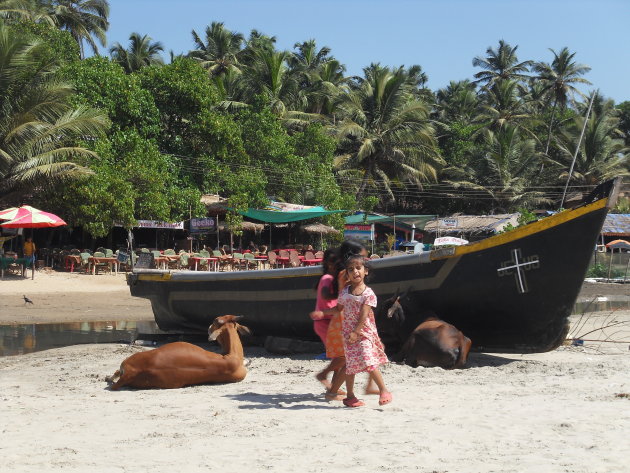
top-left (342, 396), bottom-right (365, 408)
top-left (378, 392), bottom-right (393, 406)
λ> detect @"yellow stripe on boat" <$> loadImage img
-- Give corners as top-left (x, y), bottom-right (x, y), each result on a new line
top-left (432, 197), bottom-right (607, 260)
top-left (135, 273), bottom-right (173, 281)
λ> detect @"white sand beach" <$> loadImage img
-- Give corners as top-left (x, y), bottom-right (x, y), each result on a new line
top-left (0, 272), bottom-right (629, 472)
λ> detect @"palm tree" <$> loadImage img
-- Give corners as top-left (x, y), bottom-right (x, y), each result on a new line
top-left (475, 79), bottom-right (535, 139)
top-left (110, 32), bottom-right (164, 74)
top-left (238, 47), bottom-right (302, 117)
top-left (472, 40), bottom-right (532, 89)
top-left (0, 0), bottom-right (53, 24)
top-left (553, 94), bottom-right (629, 186)
top-left (476, 125), bottom-right (548, 212)
top-left (48, 0), bottom-right (109, 58)
top-left (238, 29), bottom-right (277, 67)
top-left (532, 47), bottom-right (592, 155)
top-left (289, 39), bottom-right (331, 74)
top-left (435, 80), bottom-right (479, 123)
top-left (0, 24), bottom-right (109, 203)
top-left (288, 39), bottom-right (347, 116)
top-left (333, 64), bottom-right (442, 202)
top-left (307, 58), bottom-right (348, 117)
top-left (189, 21), bottom-right (244, 77)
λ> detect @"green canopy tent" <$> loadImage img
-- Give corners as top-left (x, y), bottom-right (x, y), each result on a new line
top-left (235, 205), bottom-right (346, 249)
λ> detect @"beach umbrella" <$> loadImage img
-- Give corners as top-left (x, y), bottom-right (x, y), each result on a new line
top-left (0, 206), bottom-right (66, 228)
top-left (0, 206), bottom-right (66, 279)
top-left (605, 239), bottom-right (630, 250)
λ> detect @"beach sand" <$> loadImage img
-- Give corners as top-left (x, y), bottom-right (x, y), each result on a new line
top-left (1, 272), bottom-right (629, 472)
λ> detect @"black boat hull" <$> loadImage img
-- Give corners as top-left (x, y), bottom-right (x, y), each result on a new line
top-left (128, 182), bottom-right (619, 353)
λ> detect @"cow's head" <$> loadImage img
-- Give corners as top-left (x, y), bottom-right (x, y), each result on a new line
top-left (208, 315), bottom-right (251, 342)
top-left (378, 288), bottom-right (409, 326)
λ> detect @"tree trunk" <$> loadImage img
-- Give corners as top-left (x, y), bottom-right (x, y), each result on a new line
top-left (543, 99), bottom-right (558, 157)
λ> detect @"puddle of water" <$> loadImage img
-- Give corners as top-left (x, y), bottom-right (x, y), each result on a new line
top-left (573, 297), bottom-right (630, 314)
top-left (0, 321), bottom-right (167, 357)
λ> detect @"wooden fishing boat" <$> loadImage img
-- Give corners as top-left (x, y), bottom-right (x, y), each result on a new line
top-left (128, 178), bottom-right (622, 353)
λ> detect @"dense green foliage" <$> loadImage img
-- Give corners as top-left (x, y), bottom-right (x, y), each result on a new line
top-left (1, 5), bottom-right (629, 242)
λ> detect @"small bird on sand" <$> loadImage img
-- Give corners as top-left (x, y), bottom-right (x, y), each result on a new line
top-left (23, 295), bottom-right (33, 305)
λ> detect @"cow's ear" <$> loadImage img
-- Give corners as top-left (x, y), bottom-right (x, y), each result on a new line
top-left (396, 307), bottom-right (405, 325)
top-left (237, 324), bottom-right (251, 336)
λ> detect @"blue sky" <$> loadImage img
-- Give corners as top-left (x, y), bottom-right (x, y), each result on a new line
top-left (106, 0), bottom-right (629, 103)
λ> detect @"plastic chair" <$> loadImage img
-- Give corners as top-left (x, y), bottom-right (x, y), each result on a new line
top-left (178, 253), bottom-right (190, 270)
top-left (213, 250), bottom-right (230, 271)
top-left (79, 252), bottom-right (91, 273)
top-left (191, 252), bottom-right (208, 271)
top-left (243, 252), bottom-right (257, 270)
top-left (267, 251), bottom-right (278, 269)
top-left (231, 252), bottom-right (246, 271)
top-left (91, 251), bottom-right (110, 274)
top-left (288, 251), bottom-right (302, 267)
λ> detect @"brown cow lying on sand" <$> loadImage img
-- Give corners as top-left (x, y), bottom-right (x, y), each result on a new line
top-left (378, 293), bottom-right (472, 369)
top-left (107, 315), bottom-right (250, 390)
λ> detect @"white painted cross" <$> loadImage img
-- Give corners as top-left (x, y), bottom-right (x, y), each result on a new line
top-left (497, 248), bottom-right (540, 294)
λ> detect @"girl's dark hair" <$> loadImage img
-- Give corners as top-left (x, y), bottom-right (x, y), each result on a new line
top-left (336, 239), bottom-right (366, 272)
top-left (315, 248), bottom-right (340, 297)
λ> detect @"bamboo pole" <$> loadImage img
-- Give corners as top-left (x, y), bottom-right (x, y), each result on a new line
top-left (560, 93), bottom-right (595, 210)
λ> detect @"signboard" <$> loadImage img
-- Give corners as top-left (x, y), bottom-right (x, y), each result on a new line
top-left (135, 252), bottom-right (154, 269)
top-left (190, 217), bottom-right (216, 233)
top-left (440, 218), bottom-right (458, 228)
top-left (344, 224), bottom-right (374, 242)
top-left (433, 236), bottom-right (469, 246)
top-left (135, 220), bottom-right (184, 230)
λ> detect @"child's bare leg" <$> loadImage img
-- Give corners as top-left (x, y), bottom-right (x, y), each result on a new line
top-left (365, 372), bottom-right (379, 395)
top-left (370, 368), bottom-right (393, 405)
top-left (328, 357), bottom-right (346, 394)
top-left (315, 356), bottom-right (345, 388)
top-left (345, 374), bottom-right (356, 400)
top-left (325, 363), bottom-right (346, 401)
top-left (342, 373), bottom-right (366, 407)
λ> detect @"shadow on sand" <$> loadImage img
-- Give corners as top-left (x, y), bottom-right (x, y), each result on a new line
top-left (225, 391), bottom-right (339, 410)
top-left (465, 352), bottom-right (522, 368)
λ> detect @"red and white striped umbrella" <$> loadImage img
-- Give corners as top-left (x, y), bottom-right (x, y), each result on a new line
top-left (0, 205), bottom-right (66, 228)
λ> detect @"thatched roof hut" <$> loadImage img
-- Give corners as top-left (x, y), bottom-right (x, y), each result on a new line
top-left (299, 223), bottom-right (340, 235)
top-left (201, 195), bottom-right (229, 215)
top-left (424, 214), bottom-right (519, 240)
top-left (218, 221), bottom-right (265, 233)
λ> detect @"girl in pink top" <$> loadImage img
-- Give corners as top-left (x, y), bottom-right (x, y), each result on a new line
top-left (309, 249), bottom-right (345, 394)
top-left (311, 255), bottom-right (391, 407)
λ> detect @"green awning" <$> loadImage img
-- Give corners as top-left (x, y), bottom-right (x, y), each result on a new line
top-left (345, 213), bottom-right (437, 230)
top-left (237, 206), bottom-right (346, 223)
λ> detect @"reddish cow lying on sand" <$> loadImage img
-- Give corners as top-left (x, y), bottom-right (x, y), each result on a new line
top-left (107, 315), bottom-right (250, 390)
top-left (377, 292), bottom-right (472, 369)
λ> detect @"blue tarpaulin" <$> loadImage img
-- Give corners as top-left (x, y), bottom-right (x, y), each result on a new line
top-left (601, 214), bottom-right (630, 236)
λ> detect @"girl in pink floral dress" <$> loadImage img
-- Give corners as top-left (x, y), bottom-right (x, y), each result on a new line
top-left (311, 255), bottom-right (392, 407)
